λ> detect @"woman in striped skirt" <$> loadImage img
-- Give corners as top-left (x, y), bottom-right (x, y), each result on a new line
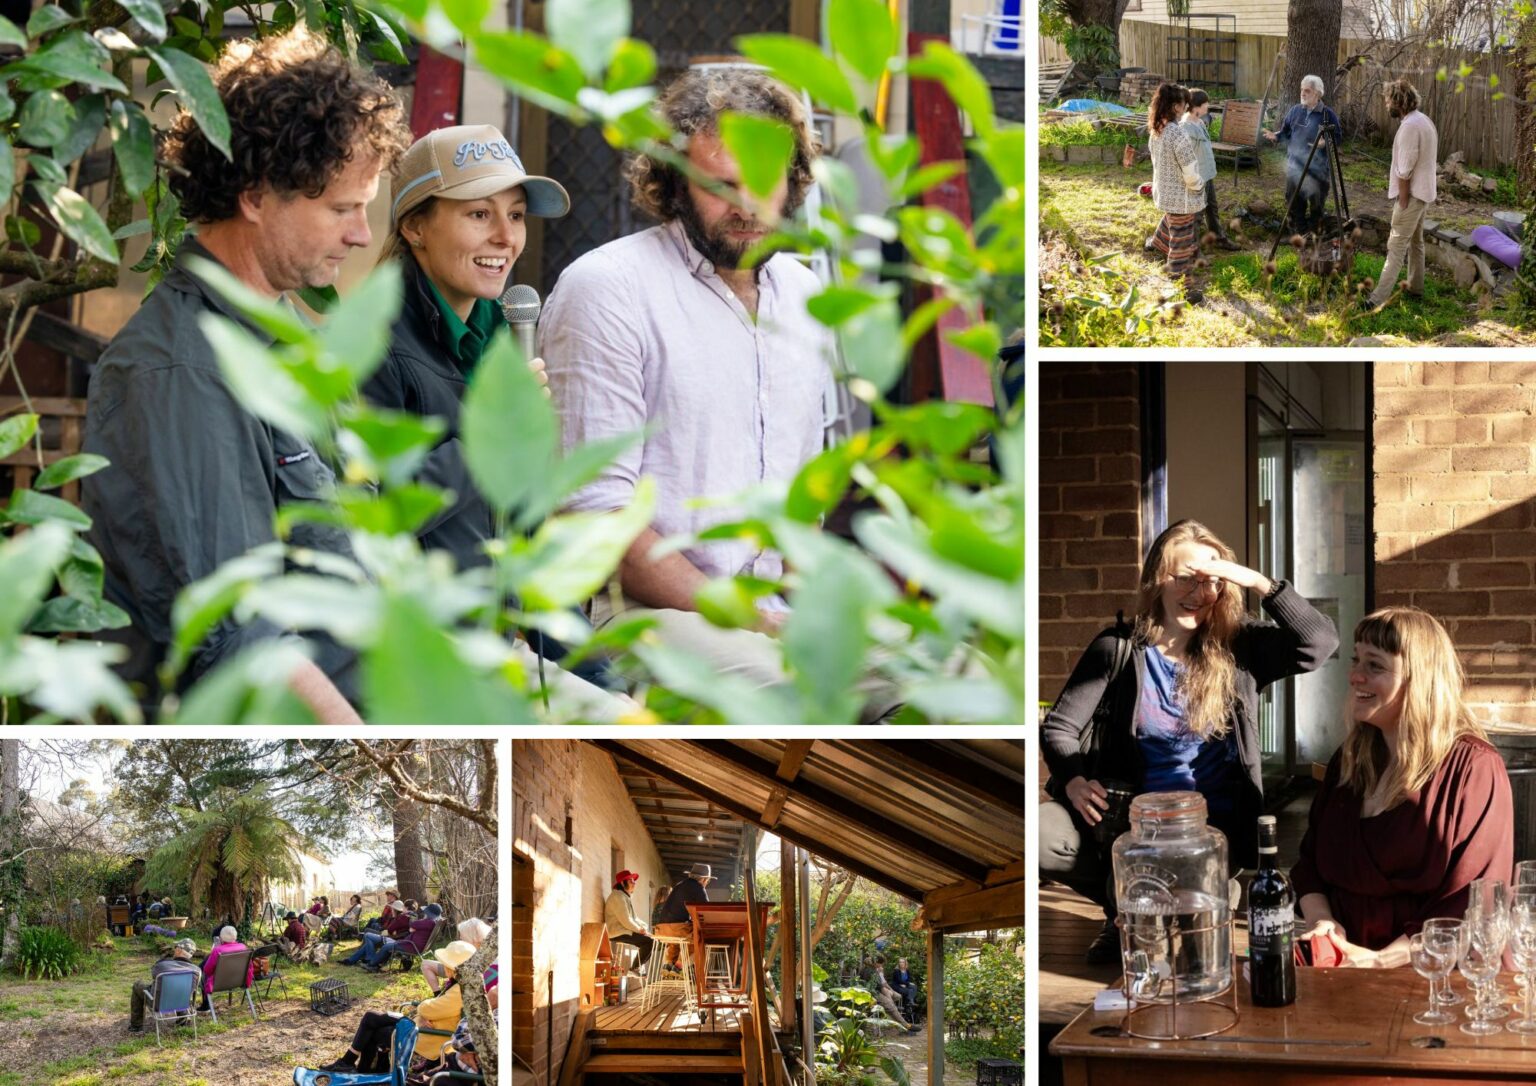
top-left (1147, 82), bottom-right (1208, 303)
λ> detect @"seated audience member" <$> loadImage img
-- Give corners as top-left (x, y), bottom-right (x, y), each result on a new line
top-left (425, 917), bottom-right (490, 994)
top-left (147, 896), bottom-right (171, 920)
top-left (130, 893), bottom-right (149, 926)
top-left (363, 902), bottom-right (442, 971)
top-left (199, 926), bottom-right (253, 1010)
top-left (653, 864), bottom-right (712, 969)
top-left (364, 889), bottom-right (401, 932)
top-left (442, 1020), bottom-right (480, 1076)
top-left (605, 870), bottom-right (653, 970)
top-left (279, 911), bottom-right (308, 960)
top-left (303, 895), bottom-right (331, 933)
top-left (329, 894), bottom-right (364, 939)
top-left (1292, 607), bottom-right (1515, 967)
top-left (344, 899), bottom-right (415, 965)
top-left (128, 938), bottom-right (201, 1033)
top-left (888, 957), bottom-right (917, 1017)
top-left (869, 958), bottom-right (917, 1032)
top-left (321, 941), bottom-right (476, 1074)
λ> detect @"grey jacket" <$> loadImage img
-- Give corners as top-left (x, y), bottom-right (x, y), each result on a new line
top-left (82, 239), bottom-right (359, 712)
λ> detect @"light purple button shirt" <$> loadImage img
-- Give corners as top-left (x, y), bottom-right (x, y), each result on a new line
top-left (540, 219), bottom-right (833, 587)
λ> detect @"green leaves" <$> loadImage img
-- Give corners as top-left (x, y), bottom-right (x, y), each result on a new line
top-left (0, 521), bottom-right (71, 641)
top-left (718, 112), bottom-right (794, 201)
top-left (364, 593), bottom-right (534, 723)
top-left (906, 41), bottom-right (995, 137)
top-left (109, 98), bottom-right (156, 196)
top-left (14, 31), bottom-right (126, 93)
top-left (470, 30), bottom-right (587, 116)
top-left (828, 0), bottom-right (897, 81)
top-left (54, 93), bottom-right (106, 165)
top-left (0, 15), bottom-right (23, 48)
top-left (0, 412), bottom-right (38, 458)
top-left (546, 0), bottom-right (630, 80)
top-left (17, 89), bottom-right (73, 146)
top-left (736, 34), bottom-right (857, 114)
top-left (199, 314), bottom-right (327, 441)
top-left (46, 185), bottom-right (119, 264)
top-left (34, 452), bottom-right (108, 490)
top-left (149, 46), bottom-right (232, 159)
top-left (115, 0), bottom-right (168, 39)
top-left (318, 259), bottom-right (402, 388)
top-left (838, 299), bottom-right (905, 394)
top-left (460, 330), bottom-right (558, 516)
top-left (509, 478), bottom-right (655, 610)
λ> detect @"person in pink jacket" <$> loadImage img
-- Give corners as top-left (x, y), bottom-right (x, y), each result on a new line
top-left (199, 926), bottom-right (253, 1007)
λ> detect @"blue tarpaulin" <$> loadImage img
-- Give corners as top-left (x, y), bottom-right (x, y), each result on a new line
top-left (1057, 99), bottom-right (1135, 116)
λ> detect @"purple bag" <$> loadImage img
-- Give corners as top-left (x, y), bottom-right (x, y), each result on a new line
top-left (1471, 224), bottom-right (1520, 269)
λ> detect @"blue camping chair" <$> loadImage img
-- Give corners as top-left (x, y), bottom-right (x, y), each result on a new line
top-left (150, 969), bottom-right (199, 1046)
top-left (292, 1015), bottom-right (417, 1086)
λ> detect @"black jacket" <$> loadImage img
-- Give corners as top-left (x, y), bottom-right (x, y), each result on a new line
top-left (82, 239), bottom-right (359, 709)
top-left (363, 257), bottom-right (612, 685)
top-left (656, 876), bottom-right (710, 925)
top-left (1041, 582), bottom-right (1339, 853)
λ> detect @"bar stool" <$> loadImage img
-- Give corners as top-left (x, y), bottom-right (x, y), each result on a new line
top-left (642, 933), bottom-right (699, 1020)
top-left (703, 944), bottom-right (733, 993)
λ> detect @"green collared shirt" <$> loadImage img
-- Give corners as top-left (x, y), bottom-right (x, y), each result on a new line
top-left (427, 280), bottom-right (502, 373)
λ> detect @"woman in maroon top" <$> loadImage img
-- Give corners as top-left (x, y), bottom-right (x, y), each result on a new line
top-left (1292, 607), bottom-right (1514, 967)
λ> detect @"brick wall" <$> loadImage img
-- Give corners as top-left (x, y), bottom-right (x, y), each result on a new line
top-left (1039, 362), bottom-right (1143, 701)
top-left (511, 740), bottom-right (667, 1082)
top-left (1373, 361), bottom-right (1536, 729)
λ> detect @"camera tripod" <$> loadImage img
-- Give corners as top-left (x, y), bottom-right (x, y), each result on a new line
top-left (1265, 122), bottom-right (1355, 264)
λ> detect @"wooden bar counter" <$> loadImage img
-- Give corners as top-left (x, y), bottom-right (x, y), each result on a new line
top-left (1050, 966), bottom-right (1536, 1084)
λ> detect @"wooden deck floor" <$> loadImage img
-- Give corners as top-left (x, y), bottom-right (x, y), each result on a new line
top-left (593, 989), bottom-right (747, 1034)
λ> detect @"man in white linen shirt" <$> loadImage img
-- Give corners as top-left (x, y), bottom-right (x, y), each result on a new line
top-left (1366, 78), bottom-right (1438, 310)
top-left (541, 67), bottom-right (832, 691)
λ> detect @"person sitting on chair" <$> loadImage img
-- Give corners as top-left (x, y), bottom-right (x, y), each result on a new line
top-left (128, 938), bottom-right (201, 1033)
top-left (888, 957), bottom-right (918, 1018)
top-left (279, 911), bottom-right (308, 961)
top-left (147, 896), bottom-right (171, 920)
top-left (605, 870), bottom-right (654, 971)
top-left (425, 917), bottom-right (490, 994)
top-left (321, 941), bottom-right (475, 1074)
top-left (328, 894), bottom-right (364, 939)
top-left (343, 899), bottom-right (414, 965)
top-left (199, 927), bottom-right (252, 1011)
top-left (363, 902), bottom-right (441, 971)
top-left (869, 959), bottom-right (917, 1033)
top-left (1262, 75), bottom-right (1342, 236)
top-left (364, 889), bottom-right (401, 932)
top-left (654, 864), bottom-right (713, 971)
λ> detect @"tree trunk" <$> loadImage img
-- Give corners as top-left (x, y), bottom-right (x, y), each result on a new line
top-left (1517, 17), bottom-right (1536, 208)
top-left (391, 791), bottom-right (427, 905)
top-left (1062, 0), bottom-right (1131, 75)
top-left (0, 739), bottom-right (18, 972)
top-left (1282, 0), bottom-right (1344, 111)
top-left (460, 926), bottom-right (498, 1084)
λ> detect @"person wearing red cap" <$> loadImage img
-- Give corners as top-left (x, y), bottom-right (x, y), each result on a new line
top-left (604, 870), bottom-right (652, 969)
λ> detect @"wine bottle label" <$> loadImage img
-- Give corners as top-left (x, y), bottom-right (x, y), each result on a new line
top-left (1250, 906), bottom-right (1293, 953)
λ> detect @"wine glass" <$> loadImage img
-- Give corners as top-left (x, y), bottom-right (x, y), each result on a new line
top-left (1508, 889), bottom-right (1536, 1034)
top-left (1459, 904), bottom-right (1507, 1035)
top-left (1514, 861), bottom-right (1536, 891)
top-left (1410, 931), bottom-right (1457, 1025)
top-left (1425, 918), bottom-right (1465, 1007)
top-left (1471, 878), bottom-right (1511, 1019)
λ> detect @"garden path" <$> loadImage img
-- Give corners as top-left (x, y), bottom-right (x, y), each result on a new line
top-left (877, 1024), bottom-right (977, 1086)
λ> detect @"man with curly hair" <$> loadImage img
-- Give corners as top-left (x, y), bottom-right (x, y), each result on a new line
top-left (1365, 78), bottom-right (1438, 311)
top-left (540, 67), bottom-right (844, 703)
top-left (83, 29), bottom-right (410, 722)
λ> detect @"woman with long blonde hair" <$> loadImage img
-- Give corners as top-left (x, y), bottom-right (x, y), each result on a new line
top-left (1292, 607), bottom-right (1513, 967)
top-left (1041, 519), bottom-right (1338, 962)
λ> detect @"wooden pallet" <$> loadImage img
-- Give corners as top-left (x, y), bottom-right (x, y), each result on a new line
top-left (1039, 60), bottom-right (1077, 104)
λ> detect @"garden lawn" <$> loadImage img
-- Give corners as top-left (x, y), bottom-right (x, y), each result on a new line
top-left (1038, 143), bottom-right (1536, 347)
top-left (0, 935), bottom-right (430, 1086)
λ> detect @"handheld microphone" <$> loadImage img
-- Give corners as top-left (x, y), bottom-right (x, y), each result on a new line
top-left (500, 283), bottom-right (541, 360)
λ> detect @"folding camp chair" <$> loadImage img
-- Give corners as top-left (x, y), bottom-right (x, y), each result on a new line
top-left (292, 1014), bottom-right (418, 1086)
top-left (386, 918), bottom-right (449, 972)
top-left (149, 969), bottom-right (199, 1046)
top-left (202, 947), bottom-right (259, 1025)
top-left (252, 943), bottom-right (289, 1006)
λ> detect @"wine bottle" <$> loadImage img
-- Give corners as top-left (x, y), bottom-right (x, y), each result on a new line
top-left (1248, 814), bottom-right (1297, 1007)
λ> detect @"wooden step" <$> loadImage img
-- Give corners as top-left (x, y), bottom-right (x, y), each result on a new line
top-left (582, 1053), bottom-right (745, 1074)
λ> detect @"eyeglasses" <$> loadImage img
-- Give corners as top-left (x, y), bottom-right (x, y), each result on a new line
top-left (1170, 573), bottom-right (1224, 595)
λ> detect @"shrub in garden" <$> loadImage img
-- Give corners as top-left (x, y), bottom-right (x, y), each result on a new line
top-left (943, 940), bottom-right (1025, 1052)
top-left (0, 0), bottom-right (1022, 724)
top-left (13, 924), bottom-right (82, 980)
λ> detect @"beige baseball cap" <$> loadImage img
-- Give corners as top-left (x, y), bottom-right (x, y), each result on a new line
top-left (391, 124), bottom-right (570, 225)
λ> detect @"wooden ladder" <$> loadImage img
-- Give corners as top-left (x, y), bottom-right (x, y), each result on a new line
top-left (556, 1007), bottom-right (750, 1084)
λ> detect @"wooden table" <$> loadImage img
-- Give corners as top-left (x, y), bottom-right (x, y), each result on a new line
top-left (1051, 966), bottom-right (1536, 1083)
top-left (686, 901), bottom-right (773, 1010)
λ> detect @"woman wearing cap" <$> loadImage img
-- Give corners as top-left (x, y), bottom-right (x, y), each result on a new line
top-left (323, 939), bottom-right (478, 1075)
top-left (605, 870), bottom-right (653, 969)
top-left (366, 124), bottom-right (628, 720)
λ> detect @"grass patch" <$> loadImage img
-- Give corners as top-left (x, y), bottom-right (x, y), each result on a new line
top-left (1039, 149), bottom-right (1536, 346)
top-left (1038, 118), bottom-right (1140, 147)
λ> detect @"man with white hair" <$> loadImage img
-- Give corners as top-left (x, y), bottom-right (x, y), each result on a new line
top-left (1263, 75), bottom-right (1343, 235)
